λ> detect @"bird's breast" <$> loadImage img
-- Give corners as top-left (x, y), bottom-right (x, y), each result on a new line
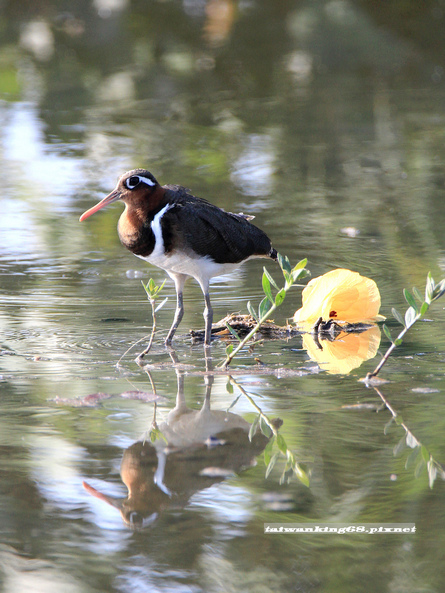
top-left (117, 203), bottom-right (173, 257)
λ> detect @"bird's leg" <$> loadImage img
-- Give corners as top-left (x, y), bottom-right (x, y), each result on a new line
top-left (203, 290), bottom-right (213, 347)
top-left (165, 273), bottom-right (187, 347)
top-left (165, 289), bottom-right (184, 346)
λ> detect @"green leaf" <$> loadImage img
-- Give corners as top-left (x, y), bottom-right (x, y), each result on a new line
top-left (404, 289), bottom-right (418, 313)
top-left (265, 452), bottom-right (279, 478)
top-left (406, 432), bottom-right (419, 448)
top-left (276, 433), bottom-right (288, 455)
top-left (290, 259), bottom-right (309, 284)
top-left (382, 324), bottom-right (393, 343)
top-left (149, 427), bottom-right (167, 444)
top-left (394, 414), bottom-right (404, 426)
top-left (428, 459), bottom-right (437, 489)
top-left (394, 337), bottom-right (403, 346)
top-left (249, 414), bottom-right (260, 441)
top-left (420, 301), bottom-right (429, 316)
top-left (414, 458), bottom-right (425, 479)
top-left (263, 437), bottom-right (275, 467)
top-left (383, 416), bottom-right (394, 435)
top-left (291, 268), bottom-right (308, 284)
top-left (275, 288), bottom-right (286, 307)
top-left (392, 308), bottom-right (405, 327)
top-left (225, 322), bottom-right (242, 342)
top-left (293, 258), bottom-right (308, 271)
top-left (404, 306), bottom-right (417, 329)
top-left (405, 446), bottom-right (420, 470)
top-left (263, 267), bottom-right (279, 290)
top-left (412, 286), bottom-right (423, 302)
top-left (421, 445), bottom-right (430, 463)
top-left (425, 272), bottom-right (435, 303)
top-left (225, 343), bottom-right (233, 356)
top-left (262, 272), bottom-right (274, 304)
top-left (432, 278), bottom-right (445, 301)
top-left (260, 417), bottom-right (273, 438)
top-left (226, 380), bottom-right (234, 395)
top-left (277, 253), bottom-right (292, 275)
top-left (154, 296), bottom-right (168, 313)
top-left (247, 301), bottom-right (259, 322)
top-left (148, 278), bottom-right (155, 292)
top-left (152, 279), bottom-right (166, 297)
top-left (258, 296), bottom-right (271, 321)
top-left (293, 462), bottom-right (310, 487)
top-left (279, 468), bottom-right (289, 485)
top-left (226, 393), bottom-right (241, 412)
top-left (393, 435), bottom-right (406, 456)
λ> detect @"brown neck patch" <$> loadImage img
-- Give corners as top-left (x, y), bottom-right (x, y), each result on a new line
top-left (117, 186), bottom-right (167, 256)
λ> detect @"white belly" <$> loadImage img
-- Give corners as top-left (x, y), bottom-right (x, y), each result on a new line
top-left (136, 250), bottom-right (242, 285)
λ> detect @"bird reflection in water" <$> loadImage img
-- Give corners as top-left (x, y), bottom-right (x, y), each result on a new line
top-left (83, 369), bottom-right (281, 529)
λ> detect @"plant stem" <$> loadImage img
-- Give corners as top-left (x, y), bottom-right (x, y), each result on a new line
top-left (137, 299), bottom-right (157, 361)
top-left (228, 377), bottom-right (279, 436)
top-left (221, 301), bottom-right (279, 368)
top-left (366, 323), bottom-right (413, 379)
top-left (219, 256), bottom-right (308, 368)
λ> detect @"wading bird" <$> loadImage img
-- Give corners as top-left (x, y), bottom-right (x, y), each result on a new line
top-left (80, 169), bottom-right (277, 346)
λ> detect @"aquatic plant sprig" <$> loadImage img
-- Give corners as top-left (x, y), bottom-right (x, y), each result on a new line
top-left (117, 277), bottom-right (168, 365)
top-left (366, 273), bottom-right (445, 379)
top-left (221, 255), bottom-right (309, 368)
top-left (137, 278), bottom-right (168, 360)
top-left (228, 377), bottom-right (310, 487)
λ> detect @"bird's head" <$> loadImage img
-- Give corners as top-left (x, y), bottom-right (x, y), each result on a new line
top-left (79, 169), bottom-right (161, 221)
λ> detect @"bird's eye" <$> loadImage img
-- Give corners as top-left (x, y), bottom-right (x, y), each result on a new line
top-left (128, 511), bottom-right (143, 527)
top-left (126, 176), bottom-right (141, 189)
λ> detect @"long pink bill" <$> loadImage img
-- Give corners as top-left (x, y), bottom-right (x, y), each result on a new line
top-left (79, 189), bottom-right (121, 222)
top-left (82, 480), bottom-right (122, 509)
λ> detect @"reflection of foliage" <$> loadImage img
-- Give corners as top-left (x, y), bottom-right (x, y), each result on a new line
top-left (146, 403), bottom-right (168, 445)
top-left (228, 378), bottom-right (310, 487)
top-left (360, 272), bottom-right (445, 488)
top-left (221, 255), bottom-right (309, 367)
top-left (372, 385), bottom-right (445, 489)
top-left (366, 273), bottom-right (445, 379)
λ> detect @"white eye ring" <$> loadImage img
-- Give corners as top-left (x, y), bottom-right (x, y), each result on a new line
top-left (126, 175), bottom-right (141, 189)
top-left (125, 175), bottom-right (156, 190)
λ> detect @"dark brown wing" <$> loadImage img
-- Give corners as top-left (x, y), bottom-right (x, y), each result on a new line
top-left (162, 187), bottom-right (274, 264)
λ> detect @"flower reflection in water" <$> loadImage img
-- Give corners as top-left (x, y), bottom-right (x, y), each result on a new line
top-left (301, 324), bottom-right (381, 375)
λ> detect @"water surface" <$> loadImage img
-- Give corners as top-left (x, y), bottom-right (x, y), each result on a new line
top-left (1, 1), bottom-right (445, 591)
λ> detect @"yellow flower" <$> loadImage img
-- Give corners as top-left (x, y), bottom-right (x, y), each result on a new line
top-left (301, 325), bottom-right (381, 374)
top-left (293, 269), bottom-right (385, 324)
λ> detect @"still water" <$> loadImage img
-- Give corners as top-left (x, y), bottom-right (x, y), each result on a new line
top-left (1, 1), bottom-right (445, 591)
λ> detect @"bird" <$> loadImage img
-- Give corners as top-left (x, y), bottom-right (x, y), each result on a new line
top-left (79, 169), bottom-right (277, 347)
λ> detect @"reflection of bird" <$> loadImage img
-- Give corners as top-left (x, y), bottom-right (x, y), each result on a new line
top-left (83, 372), bottom-right (282, 528)
top-left (80, 169), bottom-right (277, 346)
